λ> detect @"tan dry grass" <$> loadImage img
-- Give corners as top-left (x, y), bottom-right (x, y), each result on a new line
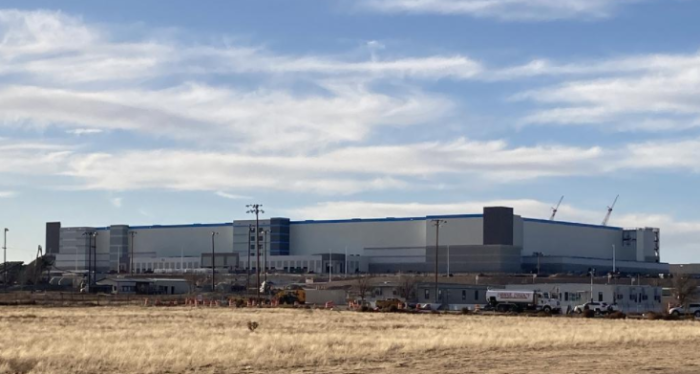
top-left (1, 307), bottom-right (699, 374)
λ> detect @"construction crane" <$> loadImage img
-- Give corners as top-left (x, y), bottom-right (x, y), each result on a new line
top-left (602, 195), bottom-right (619, 226)
top-left (549, 196), bottom-right (564, 221)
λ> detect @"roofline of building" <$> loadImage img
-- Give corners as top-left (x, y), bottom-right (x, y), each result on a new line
top-left (76, 213), bottom-right (624, 231)
top-left (522, 218), bottom-right (622, 231)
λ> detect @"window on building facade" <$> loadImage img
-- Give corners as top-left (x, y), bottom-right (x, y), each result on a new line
top-left (462, 290), bottom-right (467, 301)
top-left (598, 292), bottom-right (603, 302)
top-left (424, 289), bottom-right (430, 300)
top-left (475, 290), bottom-right (479, 300)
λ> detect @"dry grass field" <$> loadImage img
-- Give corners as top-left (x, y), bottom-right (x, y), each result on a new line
top-left (1, 306), bottom-right (700, 374)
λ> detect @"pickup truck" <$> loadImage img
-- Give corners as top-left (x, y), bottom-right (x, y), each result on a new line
top-left (573, 302), bottom-right (617, 315)
top-left (668, 303), bottom-right (700, 317)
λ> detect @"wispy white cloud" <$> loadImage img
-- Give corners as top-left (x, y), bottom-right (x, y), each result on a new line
top-left (215, 191), bottom-right (251, 200)
top-left (0, 190), bottom-right (16, 198)
top-left (4, 134), bottom-right (700, 195)
top-left (109, 197), bottom-right (122, 208)
top-left (512, 52), bottom-right (700, 131)
top-left (66, 128), bottom-right (104, 136)
top-left (58, 138), bottom-right (606, 194)
top-left (620, 139), bottom-right (700, 172)
top-left (358, 0), bottom-right (646, 21)
top-left (0, 9), bottom-right (98, 57)
top-left (0, 9), bottom-right (482, 85)
top-left (0, 139), bottom-right (71, 175)
top-left (0, 83), bottom-right (453, 151)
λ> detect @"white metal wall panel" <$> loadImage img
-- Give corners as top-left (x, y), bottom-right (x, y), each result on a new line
top-left (290, 219), bottom-right (427, 256)
top-left (522, 220), bottom-right (623, 259)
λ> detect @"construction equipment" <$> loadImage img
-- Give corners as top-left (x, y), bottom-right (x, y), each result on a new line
top-left (602, 195), bottom-right (619, 226)
top-left (275, 288), bottom-right (306, 305)
top-left (549, 196), bottom-right (564, 221)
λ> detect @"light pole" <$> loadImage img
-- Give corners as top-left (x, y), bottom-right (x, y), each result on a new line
top-left (431, 219), bottom-right (447, 304)
top-left (246, 204), bottom-right (264, 303)
top-left (3, 228), bottom-right (8, 293)
top-left (345, 246), bottom-right (348, 278)
top-left (247, 224), bottom-right (254, 297)
top-left (447, 245), bottom-right (450, 277)
top-left (263, 229), bottom-right (269, 282)
top-left (588, 268), bottom-right (596, 302)
top-left (211, 231), bottom-right (219, 292)
top-left (129, 231), bottom-right (137, 276)
top-left (535, 252), bottom-right (544, 276)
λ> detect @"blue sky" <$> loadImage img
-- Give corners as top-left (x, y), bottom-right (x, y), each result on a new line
top-left (1, 0), bottom-right (700, 263)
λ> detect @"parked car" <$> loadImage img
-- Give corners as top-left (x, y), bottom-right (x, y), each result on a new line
top-left (668, 303), bottom-right (700, 317)
top-left (574, 302), bottom-right (616, 315)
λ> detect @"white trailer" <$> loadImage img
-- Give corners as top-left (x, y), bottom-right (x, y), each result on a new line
top-left (486, 289), bottom-right (560, 313)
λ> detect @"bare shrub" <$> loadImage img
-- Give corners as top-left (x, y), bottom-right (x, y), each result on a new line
top-left (248, 321), bottom-right (259, 332)
top-left (606, 311), bottom-right (627, 320)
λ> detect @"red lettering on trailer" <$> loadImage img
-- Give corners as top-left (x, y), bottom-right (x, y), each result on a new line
top-left (496, 292), bottom-right (531, 300)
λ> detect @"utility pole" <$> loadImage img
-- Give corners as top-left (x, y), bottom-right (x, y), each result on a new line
top-left (83, 231), bottom-right (90, 288)
top-left (246, 204), bottom-right (264, 303)
top-left (3, 228), bottom-right (8, 293)
top-left (129, 231), bottom-right (137, 276)
top-left (92, 232), bottom-right (98, 288)
top-left (211, 231), bottom-right (218, 292)
top-left (431, 219), bottom-right (446, 304)
top-left (82, 231), bottom-right (92, 289)
top-left (83, 231), bottom-right (97, 290)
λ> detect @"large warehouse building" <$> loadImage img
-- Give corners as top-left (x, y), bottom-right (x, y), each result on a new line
top-left (47, 207), bottom-right (668, 275)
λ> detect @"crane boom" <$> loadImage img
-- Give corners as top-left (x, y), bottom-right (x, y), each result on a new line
top-left (549, 196), bottom-right (564, 221)
top-left (602, 195), bottom-right (619, 226)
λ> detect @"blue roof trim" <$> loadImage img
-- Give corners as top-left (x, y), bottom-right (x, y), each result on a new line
top-left (523, 218), bottom-right (622, 231)
top-left (290, 216), bottom-right (426, 225)
top-left (425, 214), bottom-right (482, 219)
top-left (290, 214), bottom-right (482, 225)
top-left (130, 223), bottom-right (233, 230)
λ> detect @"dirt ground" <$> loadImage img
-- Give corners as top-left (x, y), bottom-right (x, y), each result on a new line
top-left (1, 306), bottom-right (698, 374)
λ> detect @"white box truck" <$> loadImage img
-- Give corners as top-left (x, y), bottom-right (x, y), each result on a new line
top-left (485, 289), bottom-right (560, 313)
